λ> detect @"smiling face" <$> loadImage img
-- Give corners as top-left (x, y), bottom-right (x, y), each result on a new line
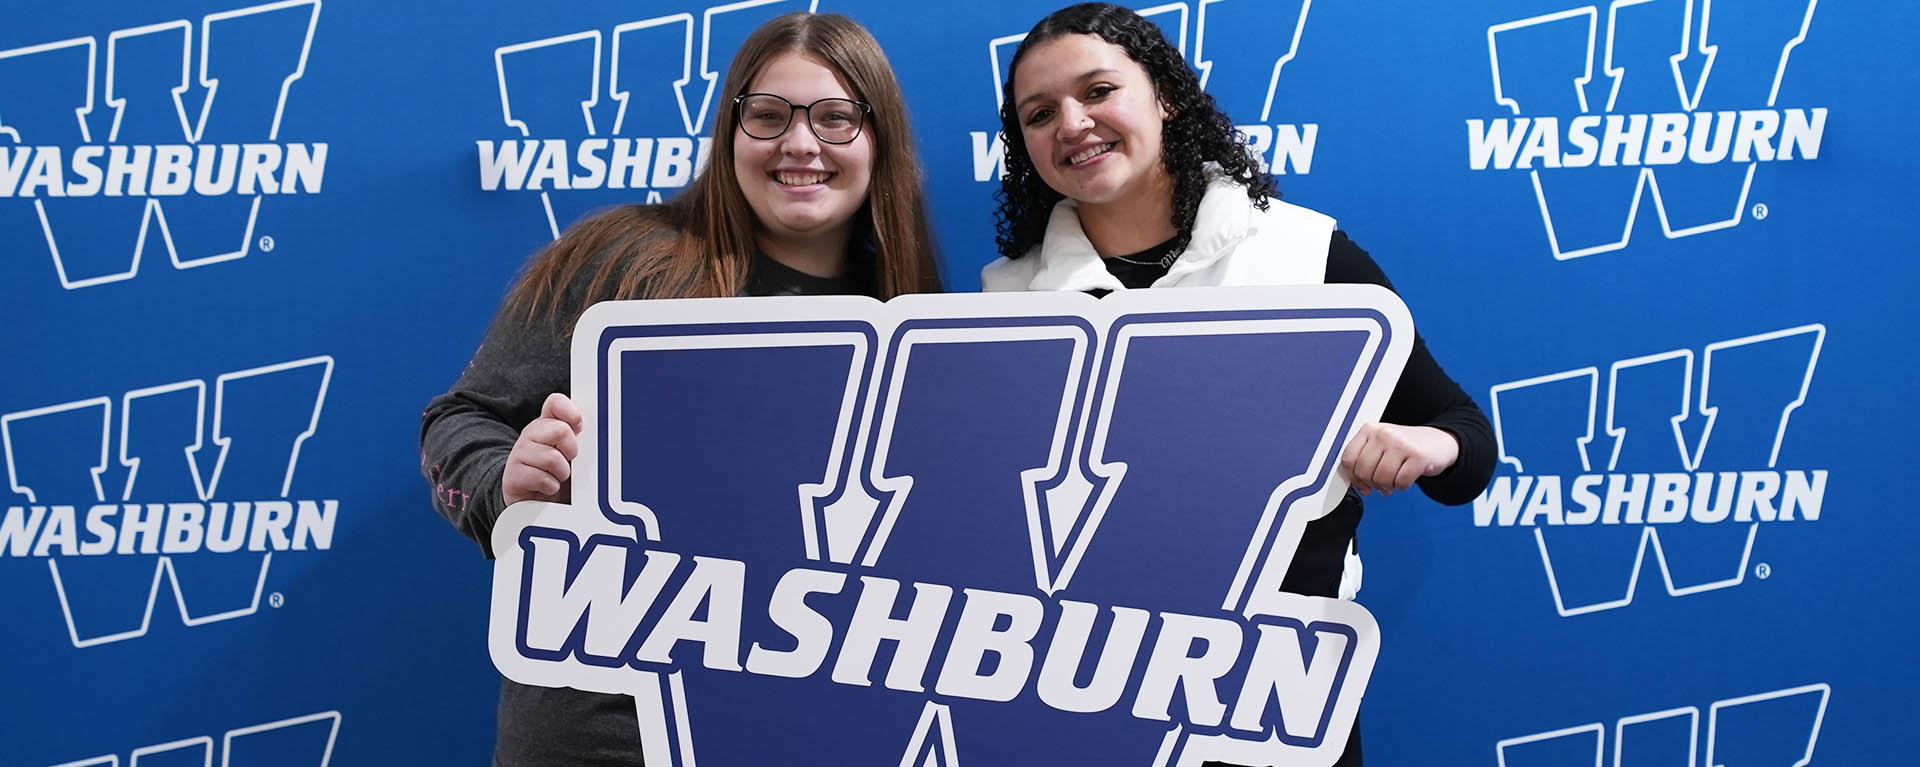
top-left (1011, 34), bottom-right (1170, 214)
top-left (732, 51), bottom-right (874, 256)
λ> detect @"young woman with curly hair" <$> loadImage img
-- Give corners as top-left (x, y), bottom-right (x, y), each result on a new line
top-left (984, 5), bottom-right (1496, 764)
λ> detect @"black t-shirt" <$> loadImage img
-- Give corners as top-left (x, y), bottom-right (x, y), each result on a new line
top-left (1097, 238), bottom-right (1183, 291)
top-left (745, 248), bottom-right (875, 297)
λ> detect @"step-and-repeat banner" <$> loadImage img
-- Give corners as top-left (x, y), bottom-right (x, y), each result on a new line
top-left (3, 0), bottom-right (1912, 764)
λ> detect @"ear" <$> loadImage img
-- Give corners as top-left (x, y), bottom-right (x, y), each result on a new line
top-left (1157, 93), bottom-right (1174, 120)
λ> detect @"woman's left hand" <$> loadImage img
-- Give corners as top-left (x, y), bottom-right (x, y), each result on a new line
top-left (1339, 423), bottom-right (1460, 495)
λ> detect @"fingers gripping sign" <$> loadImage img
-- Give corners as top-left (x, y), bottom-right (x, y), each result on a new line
top-left (488, 287), bottom-right (1416, 767)
top-left (1340, 422), bottom-right (1460, 495)
top-left (504, 392), bottom-right (585, 507)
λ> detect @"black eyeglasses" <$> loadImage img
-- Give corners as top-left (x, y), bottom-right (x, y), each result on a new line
top-left (733, 93), bottom-right (872, 144)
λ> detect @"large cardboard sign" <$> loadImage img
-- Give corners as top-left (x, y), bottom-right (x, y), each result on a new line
top-left (488, 286), bottom-right (1410, 766)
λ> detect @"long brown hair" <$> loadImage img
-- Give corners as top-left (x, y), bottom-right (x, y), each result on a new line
top-left (508, 12), bottom-right (941, 321)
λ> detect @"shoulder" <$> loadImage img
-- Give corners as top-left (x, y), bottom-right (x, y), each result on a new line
top-left (573, 204), bottom-right (679, 254)
top-left (1194, 193), bottom-right (1334, 286)
top-left (979, 249), bottom-right (1043, 292)
top-left (572, 204), bottom-right (683, 266)
top-left (982, 198), bottom-right (1094, 292)
top-left (509, 204), bottom-right (679, 314)
top-left (1246, 197), bottom-right (1336, 235)
top-left (1322, 230), bottom-right (1396, 289)
top-left (1189, 166), bottom-right (1334, 240)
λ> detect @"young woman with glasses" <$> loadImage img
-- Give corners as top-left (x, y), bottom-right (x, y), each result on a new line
top-left (984, 4), bottom-right (1496, 763)
top-left (420, 12), bottom-right (939, 766)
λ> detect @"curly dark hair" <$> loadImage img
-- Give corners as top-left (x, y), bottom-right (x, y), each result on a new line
top-left (993, 2), bottom-right (1275, 261)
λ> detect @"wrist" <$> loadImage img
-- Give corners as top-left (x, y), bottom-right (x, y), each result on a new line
top-left (1423, 425), bottom-right (1462, 475)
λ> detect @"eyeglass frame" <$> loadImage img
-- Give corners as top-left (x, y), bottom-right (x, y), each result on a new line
top-left (731, 93), bottom-right (873, 145)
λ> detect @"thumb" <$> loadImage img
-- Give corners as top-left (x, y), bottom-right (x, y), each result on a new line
top-left (541, 392), bottom-right (584, 433)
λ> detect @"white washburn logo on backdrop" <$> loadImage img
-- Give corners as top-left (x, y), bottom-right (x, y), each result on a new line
top-left (1468, 0), bottom-right (1825, 259)
top-left (50, 710), bottom-right (340, 767)
top-left (490, 287), bottom-right (1412, 766)
top-left (1471, 325), bottom-right (1825, 617)
top-left (0, 357), bottom-right (336, 647)
top-left (0, 0), bottom-right (324, 289)
top-left (973, 0), bottom-right (1319, 182)
top-left (477, 0), bottom-right (818, 239)
top-left (1497, 684), bottom-right (1827, 767)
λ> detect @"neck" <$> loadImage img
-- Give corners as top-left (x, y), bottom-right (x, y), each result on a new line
top-left (759, 227), bottom-right (851, 278)
top-left (1078, 173), bottom-right (1178, 258)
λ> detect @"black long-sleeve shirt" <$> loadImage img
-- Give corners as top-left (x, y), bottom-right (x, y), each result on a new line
top-left (1100, 231), bottom-right (1496, 598)
top-left (420, 233), bottom-right (874, 767)
top-left (422, 243), bottom-right (872, 558)
top-left (1100, 230), bottom-right (1494, 767)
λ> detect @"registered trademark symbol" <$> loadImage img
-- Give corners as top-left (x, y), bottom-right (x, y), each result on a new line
top-left (1754, 563), bottom-right (1772, 580)
top-left (258, 235), bottom-right (276, 252)
top-left (1751, 203), bottom-right (1769, 220)
top-left (269, 592), bottom-right (285, 608)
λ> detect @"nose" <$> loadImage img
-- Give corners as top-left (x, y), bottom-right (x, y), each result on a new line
top-left (778, 114), bottom-right (822, 157)
top-left (1055, 99), bottom-right (1094, 140)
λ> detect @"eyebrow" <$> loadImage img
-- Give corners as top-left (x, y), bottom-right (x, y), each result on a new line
top-left (1015, 68), bottom-right (1124, 111)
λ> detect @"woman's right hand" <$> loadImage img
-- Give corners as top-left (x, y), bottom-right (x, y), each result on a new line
top-left (502, 392), bottom-right (583, 507)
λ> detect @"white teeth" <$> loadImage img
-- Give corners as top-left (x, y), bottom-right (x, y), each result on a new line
top-left (775, 171), bottom-right (831, 186)
top-left (1068, 144), bottom-right (1113, 165)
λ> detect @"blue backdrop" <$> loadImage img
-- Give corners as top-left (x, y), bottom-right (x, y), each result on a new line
top-left (2, 0), bottom-right (1913, 764)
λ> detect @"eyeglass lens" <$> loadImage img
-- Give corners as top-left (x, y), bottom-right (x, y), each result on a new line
top-left (738, 95), bottom-right (865, 144)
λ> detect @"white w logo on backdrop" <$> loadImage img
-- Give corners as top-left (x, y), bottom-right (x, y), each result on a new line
top-left (1475, 0), bottom-right (1824, 259)
top-left (0, 0), bottom-right (324, 289)
top-left (1497, 685), bottom-right (1828, 767)
top-left (50, 711), bottom-right (341, 767)
top-left (1473, 325), bottom-right (1826, 617)
top-left (1, 357), bottom-right (334, 646)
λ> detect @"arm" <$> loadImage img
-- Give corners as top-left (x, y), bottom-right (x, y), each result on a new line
top-left (420, 288), bottom-right (577, 557)
top-left (424, 207), bottom-right (673, 556)
top-left (1327, 231), bottom-right (1496, 505)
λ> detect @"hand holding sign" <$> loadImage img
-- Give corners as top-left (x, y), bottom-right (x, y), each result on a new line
top-left (489, 287), bottom-right (1411, 766)
top-left (1340, 422), bottom-right (1460, 495)
top-left (502, 392), bottom-right (583, 507)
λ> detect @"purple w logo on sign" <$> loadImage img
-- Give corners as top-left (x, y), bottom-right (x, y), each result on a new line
top-left (489, 288), bottom-right (1408, 766)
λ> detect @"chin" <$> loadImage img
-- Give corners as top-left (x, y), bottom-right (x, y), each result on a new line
top-left (1042, 173), bottom-right (1113, 206)
top-left (1064, 183), bottom-right (1123, 207)
top-left (774, 212), bottom-right (841, 235)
